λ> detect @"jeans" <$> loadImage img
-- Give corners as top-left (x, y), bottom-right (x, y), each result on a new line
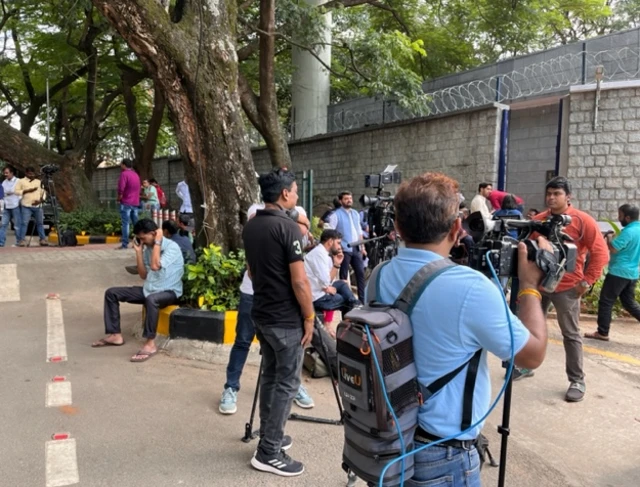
top-left (224, 292), bottom-right (255, 391)
top-left (407, 443), bottom-right (481, 487)
top-left (119, 204), bottom-right (139, 248)
top-left (340, 251), bottom-right (366, 303)
top-left (313, 280), bottom-right (358, 311)
top-left (255, 322), bottom-right (303, 456)
top-left (597, 274), bottom-right (640, 336)
top-left (103, 286), bottom-right (177, 339)
top-left (542, 288), bottom-right (584, 384)
top-left (0, 207), bottom-right (23, 246)
top-left (20, 206), bottom-right (45, 241)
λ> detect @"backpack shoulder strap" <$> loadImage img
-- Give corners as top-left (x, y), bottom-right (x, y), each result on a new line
top-left (365, 261), bottom-right (391, 305)
top-left (393, 258), bottom-right (456, 315)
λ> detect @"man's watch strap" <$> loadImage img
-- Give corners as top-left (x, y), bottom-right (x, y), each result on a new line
top-left (333, 265), bottom-right (341, 269)
top-left (154, 240), bottom-right (162, 246)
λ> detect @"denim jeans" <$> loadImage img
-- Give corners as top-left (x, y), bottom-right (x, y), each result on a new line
top-left (224, 292), bottom-right (255, 391)
top-left (407, 443), bottom-right (481, 487)
top-left (0, 207), bottom-right (23, 246)
top-left (313, 280), bottom-right (358, 311)
top-left (255, 322), bottom-right (303, 456)
top-left (339, 251), bottom-right (366, 302)
top-left (119, 204), bottom-right (139, 248)
top-left (20, 206), bottom-right (45, 241)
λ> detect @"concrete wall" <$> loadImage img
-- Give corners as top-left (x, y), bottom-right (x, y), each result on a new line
top-left (92, 157), bottom-right (185, 210)
top-left (506, 103), bottom-right (560, 211)
top-left (566, 82), bottom-right (640, 220)
top-left (253, 105), bottom-right (506, 211)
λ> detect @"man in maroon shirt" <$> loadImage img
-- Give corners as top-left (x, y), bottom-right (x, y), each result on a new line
top-left (117, 158), bottom-right (141, 249)
top-left (487, 189), bottom-right (524, 212)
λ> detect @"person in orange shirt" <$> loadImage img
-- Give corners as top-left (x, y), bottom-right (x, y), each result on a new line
top-left (514, 177), bottom-right (609, 402)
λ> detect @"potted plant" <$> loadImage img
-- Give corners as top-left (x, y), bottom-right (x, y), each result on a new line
top-left (174, 245), bottom-right (245, 342)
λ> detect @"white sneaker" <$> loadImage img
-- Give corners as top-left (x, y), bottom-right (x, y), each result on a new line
top-left (219, 387), bottom-right (238, 414)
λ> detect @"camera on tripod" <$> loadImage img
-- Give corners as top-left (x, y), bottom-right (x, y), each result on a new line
top-left (40, 163), bottom-right (60, 178)
top-left (466, 212), bottom-right (578, 293)
top-left (355, 165), bottom-right (402, 269)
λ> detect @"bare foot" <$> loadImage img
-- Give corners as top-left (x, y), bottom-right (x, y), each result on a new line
top-left (92, 334), bottom-right (125, 347)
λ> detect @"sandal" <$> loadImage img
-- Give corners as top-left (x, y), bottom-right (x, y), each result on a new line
top-left (584, 331), bottom-right (610, 342)
top-left (92, 338), bottom-right (125, 347)
top-left (130, 350), bottom-right (158, 363)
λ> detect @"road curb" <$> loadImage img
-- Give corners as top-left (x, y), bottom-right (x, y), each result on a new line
top-left (48, 233), bottom-right (121, 245)
top-left (548, 311), bottom-right (638, 324)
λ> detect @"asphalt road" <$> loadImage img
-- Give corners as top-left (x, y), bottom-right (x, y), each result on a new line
top-left (1, 242), bottom-right (639, 487)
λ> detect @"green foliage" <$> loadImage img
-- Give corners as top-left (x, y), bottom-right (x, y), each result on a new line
top-left (58, 208), bottom-right (122, 235)
top-left (311, 216), bottom-right (323, 241)
top-left (605, 219), bottom-right (621, 235)
top-left (183, 245), bottom-right (246, 312)
top-left (581, 272), bottom-right (640, 317)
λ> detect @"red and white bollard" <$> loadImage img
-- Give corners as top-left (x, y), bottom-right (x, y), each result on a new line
top-left (170, 210), bottom-right (176, 221)
top-left (152, 209), bottom-right (159, 226)
top-left (163, 209), bottom-right (169, 222)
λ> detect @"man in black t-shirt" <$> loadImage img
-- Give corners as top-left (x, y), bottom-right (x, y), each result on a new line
top-left (242, 168), bottom-right (315, 478)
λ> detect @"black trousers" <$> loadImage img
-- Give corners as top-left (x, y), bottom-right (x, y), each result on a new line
top-left (597, 274), bottom-right (640, 336)
top-left (104, 286), bottom-right (178, 339)
top-left (339, 250), bottom-right (365, 302)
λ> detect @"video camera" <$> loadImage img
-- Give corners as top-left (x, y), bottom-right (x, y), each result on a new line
top-left (465, 212), bottom-right (578, 293)
top-left (354, 166), bottom-right (402, 268)
top-left (40, 164), bottom-right (60, 177)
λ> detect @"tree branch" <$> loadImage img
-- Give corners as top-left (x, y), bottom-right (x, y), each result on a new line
top-left (0, 78), bottom-right (22, 115)
top-left (11, 28), bottom-right (35, 102)
top-left (238, 72), bottom-right (262, 133)
top-left (237, 39), bottom-right (259, 62)
top-left (258, 0), bottom-right (276, 121)
top-left (0, 5), bottom-right (16, 31)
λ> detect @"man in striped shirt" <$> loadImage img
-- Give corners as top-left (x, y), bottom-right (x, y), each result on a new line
top-left (92, 219), bottom-right (184, 362)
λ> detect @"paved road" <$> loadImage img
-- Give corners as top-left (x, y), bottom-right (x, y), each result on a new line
top-left (1, 243), bottom-right (639, 486)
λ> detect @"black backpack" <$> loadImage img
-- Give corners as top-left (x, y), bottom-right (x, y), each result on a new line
top-left (59, 230), bottom-right (77, 247)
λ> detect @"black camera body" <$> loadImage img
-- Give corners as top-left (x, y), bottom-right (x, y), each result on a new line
top-left (41, 164), bottom-right (60, 177)
top-left (467, 213), bottom-right (578, 293)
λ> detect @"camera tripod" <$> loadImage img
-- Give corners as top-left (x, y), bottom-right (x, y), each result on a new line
top-left (496, 276), bottom-right (520, 487)
top-left (241, 315), bottom-right (344, 444)
top-left (26, 173), bottom-right (61, 247)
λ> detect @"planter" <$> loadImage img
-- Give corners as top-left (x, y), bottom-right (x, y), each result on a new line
top-left (170, 308), bottom-right (239, 343)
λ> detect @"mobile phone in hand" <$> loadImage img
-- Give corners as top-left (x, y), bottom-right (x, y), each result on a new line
top-left (133, 237), bottom-right (141, 247)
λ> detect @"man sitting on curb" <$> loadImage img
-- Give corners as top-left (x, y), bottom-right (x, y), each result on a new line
top-left (304, 229), bottom-right (359, 332)
top-left (92, 219), bottom-right (184, 362)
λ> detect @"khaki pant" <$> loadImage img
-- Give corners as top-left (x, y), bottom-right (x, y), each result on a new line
top-left (542, 287), bottom-right (585, 384)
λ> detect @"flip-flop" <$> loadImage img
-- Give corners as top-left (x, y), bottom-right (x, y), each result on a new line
top-left (92, 338), bottom-right (125, 348)
top-left (584, 331), bottom-right (610, 341)
top-left (130, 350), bottom-right (158, 362)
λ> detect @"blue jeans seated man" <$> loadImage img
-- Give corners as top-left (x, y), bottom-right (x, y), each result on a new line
top-left (313, 280), bottom-right (358, 311)
top-left (21, 205), bottom-right (47, 245)
top-left (219, 276), bottom-right (315, 415)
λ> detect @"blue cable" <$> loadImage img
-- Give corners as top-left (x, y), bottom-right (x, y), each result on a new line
top-left (374, 251), bottom-right (514, 487)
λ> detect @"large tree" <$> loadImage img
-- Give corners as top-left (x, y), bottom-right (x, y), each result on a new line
top-left (91, 0), bottom-right (256, 250)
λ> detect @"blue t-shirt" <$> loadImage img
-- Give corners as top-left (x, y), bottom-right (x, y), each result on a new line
top-left (143, 237), bottom-right (185, 298)
top-left (609, 221), bottom-right (640, 280)
top-left (372, 248), bottom-right (530, 440)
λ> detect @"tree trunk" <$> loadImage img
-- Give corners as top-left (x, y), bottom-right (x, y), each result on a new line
top-left (0, 120), bottom-right (98, 210)
top-left (92, 0), bottom-right (257, 250)
top-left (140, 84), bottom-right (166, 180)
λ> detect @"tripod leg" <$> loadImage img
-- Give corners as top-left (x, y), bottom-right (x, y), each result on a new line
top-left (242, 356), bottom-right (262, 443)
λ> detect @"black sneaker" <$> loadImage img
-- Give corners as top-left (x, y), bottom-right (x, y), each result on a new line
top-left (251, 449), bottom-right (304, 477)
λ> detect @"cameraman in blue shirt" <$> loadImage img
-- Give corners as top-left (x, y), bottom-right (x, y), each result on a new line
top-left (374, 172), bottom-right (550, 486)
top-left (585, 204), bottom-right (640, 342)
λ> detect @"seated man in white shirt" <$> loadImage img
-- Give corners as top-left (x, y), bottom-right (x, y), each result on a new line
top-left (305, 229), bottom-right (359, 313)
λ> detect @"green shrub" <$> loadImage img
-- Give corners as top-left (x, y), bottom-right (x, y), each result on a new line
top-left (59, 208), bottom-right (123, 235)
top-left (182, 244), bottom-right (245, 312)
top-left (311, 216), bottom-right (323, 241)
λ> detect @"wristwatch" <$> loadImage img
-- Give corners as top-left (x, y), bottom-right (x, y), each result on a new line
top-left (154, 240), bottom-right (162, 246)
top-left (579, 280), bottom-right (590, 288)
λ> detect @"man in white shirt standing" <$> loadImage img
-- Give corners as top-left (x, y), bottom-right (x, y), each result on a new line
top-left (0, 165), bottom-right (23, 247)
top-left (469, 182), bottom-right (495, 233)
top-left (305, 229), bottom-right (359, 313)
top-left (175, 180), bottom-right (192, 215)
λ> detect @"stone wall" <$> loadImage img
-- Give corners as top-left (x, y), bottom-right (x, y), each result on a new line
top-left (567, 83), bottom-right (640, 220)
top-left (507, 103), bottom-right (560, 211)
top-left (253, 104), bottom-right (507, 213)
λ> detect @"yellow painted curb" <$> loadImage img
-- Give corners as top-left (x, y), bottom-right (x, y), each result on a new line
top-left (158, 305), bottom-right (180, 336)
top-left (222, 310), bottom-right (258, 345)
top-left (48, 233), bottom-right (121, 245)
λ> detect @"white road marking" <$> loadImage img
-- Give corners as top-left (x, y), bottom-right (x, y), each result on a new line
top-left (46, 299), bottom-right (67, 362)
top-left (45, 382), bottom-right (72, 408)
top-left (0, 263), bottom-right (20, 302)
top-left (45, 439), bottom-right (79, 487)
